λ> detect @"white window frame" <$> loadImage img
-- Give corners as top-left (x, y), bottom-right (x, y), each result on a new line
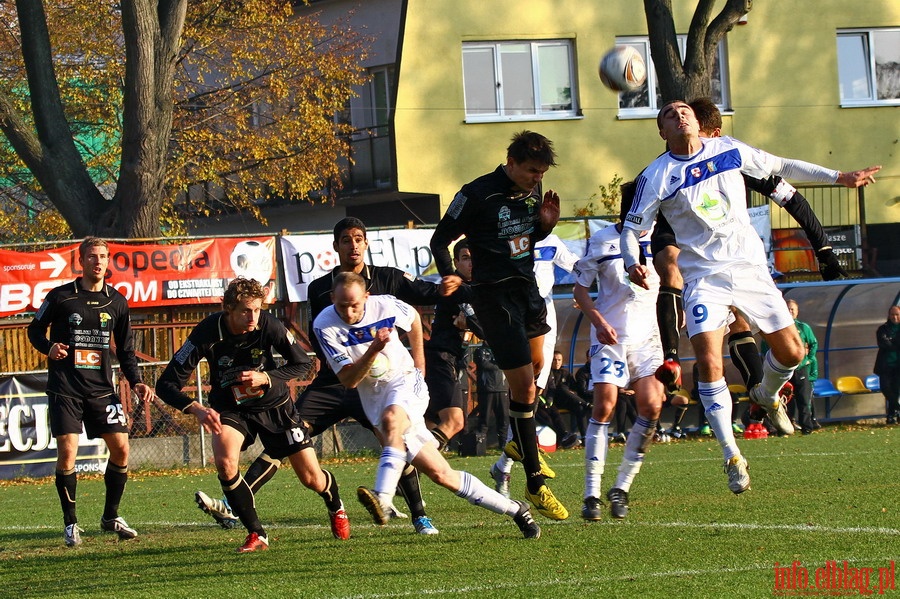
top-left (462, 39), bottom-right (579, 123)
top-left (836, 28), bottom-right (900, 107)
top-left (614, 36), bottom-right (731, 120)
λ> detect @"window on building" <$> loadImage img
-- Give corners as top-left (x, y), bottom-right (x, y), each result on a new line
top-left (462, 40), bottom-right (577, 122)
top-left (614, 36), bottom-right (730, 118)
top-left (837, 29), bottom-right (900, 106)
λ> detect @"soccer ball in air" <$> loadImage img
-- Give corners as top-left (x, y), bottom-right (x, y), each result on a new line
top-left (598, 46), bottom-right (647, 92)
top-left (230, 240), bottom-right (273, 285)
top-left (368, 353), bottom-right (390, 380)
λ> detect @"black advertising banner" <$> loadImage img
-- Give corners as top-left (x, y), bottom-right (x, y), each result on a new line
top-left (0, 374), bottom-right (106, 479)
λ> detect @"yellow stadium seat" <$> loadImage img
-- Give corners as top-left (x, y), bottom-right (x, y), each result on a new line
top-left (728, 384), bottom-right (749, 401)
top-left (835, 376), bottom-right (869, 394)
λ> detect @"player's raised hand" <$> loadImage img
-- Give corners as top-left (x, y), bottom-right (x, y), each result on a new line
top-left (837, 165), bottom-right (881, 188)
top-left (540, 189), bottom-right (560, 230)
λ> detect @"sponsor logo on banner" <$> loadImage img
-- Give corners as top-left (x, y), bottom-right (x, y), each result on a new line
top-left (279, 229), bottom-right (439, 302)
top-left (0, 237), bottom-right (276, 316)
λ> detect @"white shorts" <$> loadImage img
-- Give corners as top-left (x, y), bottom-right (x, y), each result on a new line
top-left (536, 295), bottom-right (558, 389)
top-left (589, 333), bottom-right (662, 387)
top-left (361, 368), bottom-right (429, 428)
top-left (683, 267), bottom-right (793, 337)
top-left (361, 368), bottom-right (437, 460)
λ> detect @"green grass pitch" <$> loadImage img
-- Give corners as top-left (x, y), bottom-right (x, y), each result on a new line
top-left (1, 425), bottom-right (898, 598)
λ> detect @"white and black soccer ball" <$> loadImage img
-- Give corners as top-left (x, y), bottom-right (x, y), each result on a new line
top-left (368, 352), bottom-right (390, 380)
top-left (598, 45), bottom-right (647, 92)
top-left (230, 240), bottom-right (273, 285)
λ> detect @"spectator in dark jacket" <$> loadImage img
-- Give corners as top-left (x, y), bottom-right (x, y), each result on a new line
top-left (875, 305), bottom-right (900, 424)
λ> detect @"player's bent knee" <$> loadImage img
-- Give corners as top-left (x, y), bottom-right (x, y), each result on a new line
top-left (427, 466), bottom-right (457, 490)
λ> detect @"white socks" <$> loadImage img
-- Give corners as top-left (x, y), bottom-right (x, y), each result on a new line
top-left (698, 379), bottom-right (740, 460)
top-left (583, 419), bottom-right (610, 499)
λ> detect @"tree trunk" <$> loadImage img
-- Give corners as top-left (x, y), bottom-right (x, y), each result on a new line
top-left (113, 0), bottom-right (186, 238)
top-left (644, 0), bottom-right (752, 104)
top-left (5, 0), bottom-right (186, 239)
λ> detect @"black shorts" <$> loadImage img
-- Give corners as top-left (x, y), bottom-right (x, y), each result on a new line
top-left (219, 399), bottom-right (313, 460)
top-left (48, 392), bottom-right (129, 439)
top-left (295, 377), bottom-right (373, 436)
top-left (650, 211), bottom-right (678, 256)
top-left (424, 349), bottom-right (465, 421)
top-left (471, 280), bottom-right (550, 371)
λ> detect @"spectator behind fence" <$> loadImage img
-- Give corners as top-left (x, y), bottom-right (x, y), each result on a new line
top-left (544, 350), bottom-right (592, 441)
top-left (787, 300), bottom-right (818, 434)
top-left (875, 305), bottom-right (900, 425)
top-left (474, 342), bottom-right (510, 452)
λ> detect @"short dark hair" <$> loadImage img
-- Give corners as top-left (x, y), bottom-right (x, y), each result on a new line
top-left (79, 237), bottom-right (109, 258)
top-left (453, 238), bottom-right (470, 261)
top-left (688, 97), bottom-right (722, 135)
top-left (223, 277), bottom-right (266, 312)
top-left (507, 130), bottom-right (557, 166)
top-left (332, 217), bottom-right (367, 242)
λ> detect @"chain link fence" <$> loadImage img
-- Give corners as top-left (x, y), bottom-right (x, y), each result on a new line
top-left (119, 359), bottom-right (383, 470)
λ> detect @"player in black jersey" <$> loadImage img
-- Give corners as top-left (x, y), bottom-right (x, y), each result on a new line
top-left (27, 237), bottom-right (152, 547)
top-left (431, 130), bottom-right (569, 521)
top-left (424, 239), bottom-right (483, 450)
top-left (192, 217), bottom-right (448, 535)
top-left (156, 278), bottom-right (350, 552)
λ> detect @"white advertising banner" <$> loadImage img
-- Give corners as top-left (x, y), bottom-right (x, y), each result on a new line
top-left (280, 228), bottom-right (439, 302)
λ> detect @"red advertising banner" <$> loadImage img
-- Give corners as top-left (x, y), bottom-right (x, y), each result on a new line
top-left (0, 237), bottom-right (275, 317)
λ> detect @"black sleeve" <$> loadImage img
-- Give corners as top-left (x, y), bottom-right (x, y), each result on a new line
top-left (465, 310), bottom-right (486, 340)
top-left (156, 334), bottom-right (205, 412)
top-left (264, 315), bottom-right (313, 383)
top-left (392, 272), bottom-right (443, 306)
top-left (27, 302), bottom-right (53, 356)
top-left (431, 226), bottom-right (462, 277)
top-left (782, 191), bottom-right (829, 251)
top-left (745, 176), bottom-right (828, 251)
top-left (112, 296), bottom-right (142, 387)
top-left (430, 192), bottom-right (471, 277)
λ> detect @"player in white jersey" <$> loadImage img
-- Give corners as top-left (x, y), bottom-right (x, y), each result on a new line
top-left (572, 187), bottom-right (666, 519)
top-left (533, 234), bottom-right (581, 391)
top-left (313, 272), bottom-right (542, 539)
top-left (622, 100), bottom-right (881, 493)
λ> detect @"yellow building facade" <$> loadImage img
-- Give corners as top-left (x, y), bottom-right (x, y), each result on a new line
top-left (391, 0), bottom-right (898, 227)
